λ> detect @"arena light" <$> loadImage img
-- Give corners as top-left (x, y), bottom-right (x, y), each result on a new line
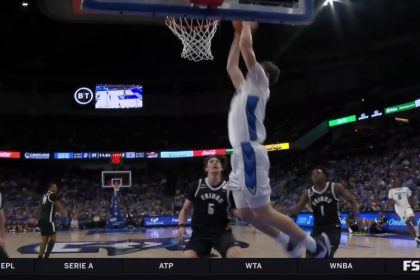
top-left (323, 0), bottom-right (335, 6)
top-left (395, 117), bottom-right (409, 124)
top-left (328, 115), bottom-right (356, 127)
top-left (266, 143), bottom-right (290, 152)
top-left (385, 101), bottom-right (416, 115)
top-left (21, 1), bottom-right (29, 7)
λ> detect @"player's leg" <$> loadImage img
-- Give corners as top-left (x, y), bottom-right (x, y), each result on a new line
top-left (44, 235), bottom-right (56, 258)
top-left (183, 235), bottom-right (211, 258)
top-left (0, 245), bottom-right (8, 258)
top-left (232, 191), bottom-right (292, 252)
top-left (231, 143), bottom-right (291, 244)
top-left (38, 235), bottom-right (49, 258)
top-left (407, 213), bottom-right (420, 246)
top-left (404, 220), bottom-right (417, 238)
top-left (235, 143), bottom-right (330, 257)
top-left (43, 223), bottom-right (57, 258)
top-left (399, 208), bottom-right (418, 239)
top-left (369, 222), bottom-right (380, 234)
top-left (212, 229), bottom-right (241, 258)
top-left (309, 225), bottom-right (340, 258)
top-left (406, 211), bottom-right (419, 238)
top-left (252, 204), bottom-right (329, 253)
top-left (234, 194), bottom-right (329, 257)
top-left (327, 226), bottom-right (341, 257)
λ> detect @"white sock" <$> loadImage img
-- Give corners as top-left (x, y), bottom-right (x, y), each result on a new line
top-left (414, 226), bottom-right (419, 238)
top-left (302, 235), bottom-right (317, 253)
top-left (275, 232), bottom-right (290, 246)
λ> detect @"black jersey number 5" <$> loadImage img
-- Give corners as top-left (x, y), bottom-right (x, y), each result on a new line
top-left (208, 203), bottom-right (215, 215)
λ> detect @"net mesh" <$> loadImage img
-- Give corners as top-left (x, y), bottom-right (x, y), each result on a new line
top-left (112, 179), bottom-right (121, 193)
top-left (165, 17), bottom-right (219, 62)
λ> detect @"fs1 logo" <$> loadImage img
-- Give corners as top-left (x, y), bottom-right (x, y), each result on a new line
top-left (403, 260), bottom-right (420, 271)
top-left (74, 87), bottom-right (94, 105)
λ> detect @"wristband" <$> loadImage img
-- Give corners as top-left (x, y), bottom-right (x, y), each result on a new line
top-left (177, 224), bottom-right (187, 229)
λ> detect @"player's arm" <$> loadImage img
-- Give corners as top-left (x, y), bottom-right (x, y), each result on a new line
top-left (227, 22), bottom-right (245, 92)
top-left (176, 199), bottom-right (193, 243)
top-left (286, 191), bottom-right (309, 218)
top-left (408, 196), bottom-right (416, 209)
top-left (55, 201), bottom-right (67, 217)
top-left (178, 199), bottom-right (193, 226)
top-left (239, 21), bottom-right (258, 70)
top-left (335, 183), bottom-right (360, 217)
top-left (407, 188), bottom-right (416, 209)
top-left (228, 191), bottom-right (238, 217)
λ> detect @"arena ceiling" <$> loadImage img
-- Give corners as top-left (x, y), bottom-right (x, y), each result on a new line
top-left (0, 0), bottom-right (419, 105)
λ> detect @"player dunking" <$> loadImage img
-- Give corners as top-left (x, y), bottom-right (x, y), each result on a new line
top-left (176, 156), bottom-right (241, 258)
top-left (387, 176), bottom-right (420, 246)
top-left (34, 183), bottom-right (67, 258)
top-left (286, 167), bottom-right (359, 257)
top-left (0, 188), bottom-right (8, 258)
top-left (226, 21), bottom-right (330, 258)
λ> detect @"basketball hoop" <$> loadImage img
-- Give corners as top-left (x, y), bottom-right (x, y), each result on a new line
top-left (165, 0), bottom-right (222, 62)
top-left (112, 179), bottom-right (122, 194)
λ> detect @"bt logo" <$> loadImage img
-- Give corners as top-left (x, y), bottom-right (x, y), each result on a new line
top-left (74, 87), bottom-right (94, 105)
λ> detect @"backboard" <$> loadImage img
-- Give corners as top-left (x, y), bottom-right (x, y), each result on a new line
top-left (101, 171), bottom-right (132, 189)
top-left (82, 0), bottom-right (314, 25)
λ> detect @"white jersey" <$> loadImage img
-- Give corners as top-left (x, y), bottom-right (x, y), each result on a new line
top-left (388, 187), bottom-right (412, 210)
top-left (228, 63), bottom-right (269, 147)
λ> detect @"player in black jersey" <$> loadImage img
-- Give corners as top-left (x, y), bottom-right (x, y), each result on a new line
top-left (368, 210), bottom-right (388, 234)
top-left (0, 189), bottom-right (8, 258)
top-left (34, 183), bottom-right (67, 259)
top-left (176, 156), bottom-right (242, 258)
top-left (286, 167), bottom-right (359, 257)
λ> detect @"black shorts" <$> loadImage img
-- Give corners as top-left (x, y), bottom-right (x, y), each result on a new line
top-left (39, 222), bottom-right (57, 236)
top-left (369, 223), bottom-right (385, 234)
top-left (184, 229), bottom-right (240, 258)
top-left (0, 245), bottom-right (8, 259)
top-left (349, 224), bottom-right (359, 232)
top-left (311, 224), bottom-right (342, 258)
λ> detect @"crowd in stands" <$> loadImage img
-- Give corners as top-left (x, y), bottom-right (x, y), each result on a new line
top-left (0, 165), bottom-right (174, 233)
top-left (271, 126), bottom-right (420, 213)
top-left (1, 120), bottom-right (420, 233)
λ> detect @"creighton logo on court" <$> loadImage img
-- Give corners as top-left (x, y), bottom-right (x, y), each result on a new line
top-left (17, 238), bottom-right (250, 257)
top-left (17, 238), bottom-right (179, 256)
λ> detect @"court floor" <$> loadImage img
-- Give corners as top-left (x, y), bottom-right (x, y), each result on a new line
top-left (4, 226), bottom-right (420, 258)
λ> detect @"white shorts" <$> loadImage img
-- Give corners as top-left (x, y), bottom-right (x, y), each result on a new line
top-left (228, 142), bottom-right (271, 209)
top-left (396, 207), bottom-right (415, 222)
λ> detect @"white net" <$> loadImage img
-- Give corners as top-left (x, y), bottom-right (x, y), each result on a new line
top-left (112, 179), bottom-right (122, 193)
top-left (165, 17), bottom-right (220, 62)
